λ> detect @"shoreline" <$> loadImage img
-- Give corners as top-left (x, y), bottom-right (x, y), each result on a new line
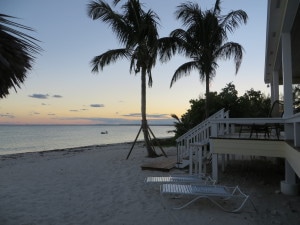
top-left (0, 136), bottom-right (175, 157)
top-left (0, 142), bottom-right (299, 224)
top-left (0, 141), bottom-right (143, 158)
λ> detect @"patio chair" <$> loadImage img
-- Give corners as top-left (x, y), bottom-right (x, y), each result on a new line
top-left (262, 100), bottom-right (284, 139)
top-left (145, 174), bottom-right (215, 185)
top-left (160, 183), bottom-right (249, 213)
top-left (239, 100), bottom-right (283, 139)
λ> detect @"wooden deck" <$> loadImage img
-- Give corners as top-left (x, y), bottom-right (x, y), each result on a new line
top-left (141, 156), bottom-right (177, 172)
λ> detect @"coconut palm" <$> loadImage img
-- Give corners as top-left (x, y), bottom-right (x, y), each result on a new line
top-left (87, 0), bottom-right (166, 157)
top-left (0, 14), bottom-right (42, 99)
top-left (162, 0), bottom-right (248, 118)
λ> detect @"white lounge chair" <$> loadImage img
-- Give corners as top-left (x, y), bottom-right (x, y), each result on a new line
top-left (145, 174), bottom-right (215, 185)
top-left (160, 183), bottom-right (249, 213)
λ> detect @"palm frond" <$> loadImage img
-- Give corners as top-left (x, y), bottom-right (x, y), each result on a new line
top-left (216, 42), bottom-right (243, 74)
top-left (87, 0), bottom-right (131, 46)
top-left (90, 48), bottom-right (130, 72)
top-left (170, 113), bottom-right (180, 122)
top-left (158, 36), bottom-right (180, 62)
top-left (220, 10), bottom-right (248, 33)
top-left (0, 14), bottom-right (42, 98)
top-left (175, 2), bottom-right (203, 28)
top-left (170, 61), bottom-right (199, 87)
top-left (213, 0), bottom-right (221, 15)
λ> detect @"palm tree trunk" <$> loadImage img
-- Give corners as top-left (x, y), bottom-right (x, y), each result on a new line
top-left (141, 67), bottom-right (158, 157)
top-left (205, 73), bottom-right (210, 118)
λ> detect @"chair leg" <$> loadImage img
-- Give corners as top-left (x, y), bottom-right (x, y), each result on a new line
top-left (173, 196), bottom-right (204, 210)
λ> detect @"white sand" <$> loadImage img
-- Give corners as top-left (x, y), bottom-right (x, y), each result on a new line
top-left (0, 142), bottom-right (299, 225)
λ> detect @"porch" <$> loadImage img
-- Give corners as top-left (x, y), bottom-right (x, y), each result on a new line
top-left (175, 108), bottom-right (300, 195)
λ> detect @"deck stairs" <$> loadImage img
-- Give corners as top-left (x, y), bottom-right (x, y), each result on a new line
top-left (175, 108), bottom-right (230, 174)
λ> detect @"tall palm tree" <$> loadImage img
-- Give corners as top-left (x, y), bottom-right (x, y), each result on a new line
top-left (0, 14), bottom-right (42, 99)
top-left (162, 0), bottom-right (248, 118)
top-left (87, 0), bottom-right (164, 157)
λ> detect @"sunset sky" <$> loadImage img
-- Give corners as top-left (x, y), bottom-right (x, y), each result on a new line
top-left (1, 0), bottom-right (268, 125)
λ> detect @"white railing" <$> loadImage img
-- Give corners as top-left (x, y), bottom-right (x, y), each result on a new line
top-left (176, 108), bottom-right (230, 172)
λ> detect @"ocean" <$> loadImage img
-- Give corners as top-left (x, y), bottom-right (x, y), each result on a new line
top-left (0, 125), bottom-right (174, 155)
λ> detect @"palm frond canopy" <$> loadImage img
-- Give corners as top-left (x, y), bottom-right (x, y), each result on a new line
top-left (168, 1), bottom-right (248, 87)
top-left (87, 0), bottom-right (160, 87)
top-left (0, 14), bottom-right (42, 99)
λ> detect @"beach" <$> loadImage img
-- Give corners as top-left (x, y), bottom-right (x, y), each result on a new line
top-left (0, 143), bottom-right (299, 225)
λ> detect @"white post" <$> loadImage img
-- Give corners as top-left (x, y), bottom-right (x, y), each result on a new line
top-left (212, 153), bottom-right (218, 182)
top-left (294, 122), bottom-right (300, 147)
top-left (198, 145), bottom-right (202, 175)
top-left (282, 33), bottom-right (294, 118)
top-left (203, 144), bottom-right (207, 174)
top-left (272, 70), bottom-right (280, 102)
top-left (280, 32), bottom-right (299, 195)
top-left (211, 123), bottom-right (218, 182)
top-left (188, 141), bottom-right (193, 175)
top-left (221, 154), bottom-right (225, 172)
top-left (281, 160), bottom-right (299, 195)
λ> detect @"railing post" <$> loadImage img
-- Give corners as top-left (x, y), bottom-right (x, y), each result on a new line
top-left (211, 122), bottom-right (219, 182)
top-left (188, 141), bottom-right (193, 175)
top-left (294, 122), bottom-right (300, 147)
top-left (212, 149), bottom-right (218, 182)
top-left (175, 109), bottom-right (228, 175)
top-left (211, 122), bottom-right (218, 137)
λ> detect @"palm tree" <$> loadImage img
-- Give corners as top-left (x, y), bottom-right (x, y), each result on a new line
top-left (0, 14), bottom-right (42, 99)
top-left (162, 0), bottom-right (248, 118)
top-left (87, 0), bottom-right (165, 157)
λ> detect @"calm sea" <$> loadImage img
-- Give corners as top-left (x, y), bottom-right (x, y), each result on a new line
top-left (0, 125), bottom-right (174, 155)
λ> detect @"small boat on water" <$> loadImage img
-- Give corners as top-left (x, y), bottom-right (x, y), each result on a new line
top-left (101, 131), bottom-right (108, 134)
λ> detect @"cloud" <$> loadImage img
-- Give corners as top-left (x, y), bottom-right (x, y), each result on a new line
top-left (123, 113), bottom-right (141, 117)
top-left (68, 108), bottom-right (88, 113)
top-left (29, 94), bottom-right (49, 99)
top-left (28, 94), bottom-right (62, 99)
top-left (122, 113), bottom-right (170, 119)
top-left (90, 104), bottom-right (105, 108)
top-left (0, 113), bottom-right (15, 119)
top-left (53, 116), bottom-right (175, 125)
top-left (53, 95), bottom-right (63, 98)
top-left (147, 114), bottom-right (170, 119)
top-left (48, 113), bottom-right (56, 116)
top-left (28, 111), bottom-right (40, 116)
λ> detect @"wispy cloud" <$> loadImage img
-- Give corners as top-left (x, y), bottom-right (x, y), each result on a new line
top-left (29, 94), bottom-right (63, 99)
top-left (28, 111), bottom-right (40, 116)
top-left (0, 113), bottom-right (15, 119)
top-left (53, 116), bottom-right (175, 125)
top-left (122, 113), bottom-right (170, 119)
top-left (148, 114), bottom-right (170, 119)
top-left (29, 94), bottom-right (49, 99)
top-left (90, 104), bottom-right (105, 108)
top-left (123, 113), bottom-right (141, 117)
top-left (53, 95), bottom-right (63, 98)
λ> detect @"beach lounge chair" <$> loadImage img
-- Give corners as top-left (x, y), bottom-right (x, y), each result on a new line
top-left (160, 183), bottom-right (249, 213)
top-left (145, 174), bottom-right (215, 185)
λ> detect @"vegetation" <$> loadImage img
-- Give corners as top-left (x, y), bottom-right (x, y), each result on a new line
top-left (172, 83), bottom-right (271, 138)
top-left (160, 0), bottom-right (248, 118)
top-left (0, 14), bottom-right (42, 99)
top-left (87, 0), bottom-right (172, 157)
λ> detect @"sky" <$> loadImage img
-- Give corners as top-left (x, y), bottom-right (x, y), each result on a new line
top-left (0, 0), bottom-right (268, 125)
